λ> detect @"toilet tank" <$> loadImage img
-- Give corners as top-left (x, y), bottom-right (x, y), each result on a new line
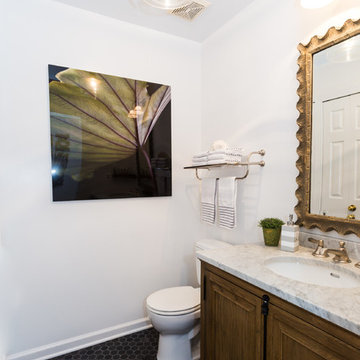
top-left (195, 239), bottom-right (233, 285)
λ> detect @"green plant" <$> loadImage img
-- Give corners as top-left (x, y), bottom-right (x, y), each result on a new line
top-left (258, 218), bottom-right (285, 229)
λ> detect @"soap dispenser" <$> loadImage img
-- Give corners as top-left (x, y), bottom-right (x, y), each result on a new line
top-left (280, 214), bottom-right (299, 252)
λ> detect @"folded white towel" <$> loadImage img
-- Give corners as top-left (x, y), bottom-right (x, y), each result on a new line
top-left (192, 152), bottom-right (209, 166)
top-left (192, 157), bottom-right (208, 166)
top-left (210, 148), bottom-right (245, 156)
top-left (192, 151), bottom-right (209, 159)
top-left (192, 157), bottom-right (208, 162)
top-left (201, 178), bottom-right (217, 224)
top-left (192, 161), bottom-right (208, 166)
top-left (207, 159), bottom-right (241, 165)
top-left (207, 153), bottom-right (240, 160)
top-left (217, 177), bottom-right (237, 229)
top-left (192, 148), bottom-right (246, 167)
top-left (208, 153), bottom-right (243, 162)
top-left (192, 157), bottom-right (208, 163)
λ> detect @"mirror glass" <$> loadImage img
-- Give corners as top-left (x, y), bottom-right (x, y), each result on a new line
top-left (310, 34), bottom-right (360, 219)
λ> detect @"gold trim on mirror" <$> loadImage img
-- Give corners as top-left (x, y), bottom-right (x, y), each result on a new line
top-left (295, 18), bottom-right (360, 236)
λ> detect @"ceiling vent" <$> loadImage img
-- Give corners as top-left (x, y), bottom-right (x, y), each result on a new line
top-left (170, 0), bottom-right (210, 21)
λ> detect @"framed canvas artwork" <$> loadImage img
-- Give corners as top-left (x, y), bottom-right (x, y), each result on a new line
top-left (48, 65), bottom-right (171, 201)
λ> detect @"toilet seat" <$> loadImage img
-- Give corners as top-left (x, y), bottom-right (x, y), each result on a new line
top-left (147, 304), bottom-right (200, 316)
top-left (146, 286), bottom-right (200, 316)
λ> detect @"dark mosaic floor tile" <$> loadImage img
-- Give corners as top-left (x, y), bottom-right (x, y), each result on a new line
top-left (50, 328), bottom-right (158, 360)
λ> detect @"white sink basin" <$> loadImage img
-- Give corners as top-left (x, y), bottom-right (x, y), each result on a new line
top-left (265, 257), bottom-right (360, 288)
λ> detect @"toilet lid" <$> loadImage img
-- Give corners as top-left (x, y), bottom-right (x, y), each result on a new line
top-left (146, 286), bottom-right (200, 313)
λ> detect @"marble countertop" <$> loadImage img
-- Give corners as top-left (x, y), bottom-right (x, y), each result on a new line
top-left (196, 244), bottom-right (360, 336)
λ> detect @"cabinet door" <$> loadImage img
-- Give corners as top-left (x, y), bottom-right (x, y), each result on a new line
top-left (202, 270), bottom-right (263, 360)
top-left (267, 303), bottom-right (360, 360)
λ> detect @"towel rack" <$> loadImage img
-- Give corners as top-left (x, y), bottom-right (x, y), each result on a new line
top-left (184, 149), bottom-right (265, 181)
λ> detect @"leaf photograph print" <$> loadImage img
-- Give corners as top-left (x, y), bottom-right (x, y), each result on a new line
top-left (48, 65), bottom-right (171, 201)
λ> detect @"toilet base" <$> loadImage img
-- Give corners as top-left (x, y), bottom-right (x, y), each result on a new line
top-left (157, 330), bottom-right (200, 360)
top-left (191, 331), bottom-right (200, 360)
top-left (157, 333), bottom-right (191, 360)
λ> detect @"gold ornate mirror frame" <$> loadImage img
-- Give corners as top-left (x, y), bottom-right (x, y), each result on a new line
top-left (295, 18), bottom-right (360, 236)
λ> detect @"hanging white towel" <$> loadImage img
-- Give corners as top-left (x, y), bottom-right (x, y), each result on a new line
top-left (201, 178), bottom-right (217, 224)
top-left (218, 177), bottom-right (237, 229)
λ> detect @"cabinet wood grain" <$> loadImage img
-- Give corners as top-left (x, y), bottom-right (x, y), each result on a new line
top-left (202, 270), bottom-right (263, 359)
top-left (268, 304), bottom-right (359, 360)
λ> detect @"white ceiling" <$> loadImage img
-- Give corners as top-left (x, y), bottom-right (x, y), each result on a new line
top-left (54, 0), bottom-right (255, 42)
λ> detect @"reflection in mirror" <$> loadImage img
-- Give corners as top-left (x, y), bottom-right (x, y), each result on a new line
top-left (310, 34), bottom-right (360, 220)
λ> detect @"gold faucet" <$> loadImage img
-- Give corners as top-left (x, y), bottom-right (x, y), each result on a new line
top-left (325, 241), bottom-right (351, 263)
top-left (308, 238), bottom-right (328, 258)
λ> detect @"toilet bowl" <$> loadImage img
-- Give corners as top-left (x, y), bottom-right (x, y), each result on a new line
top-left (146, 239), bottom-right (233, 360)
top-left (147, 286), bottom-right (200, 360)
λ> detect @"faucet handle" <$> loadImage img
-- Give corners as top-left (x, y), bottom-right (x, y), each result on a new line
top-left (308, 237), bottom-right (324, 247)
top-left (308, 238), bottom-right (328, 257)
top-left (326, 241), bottom-right (351, 263)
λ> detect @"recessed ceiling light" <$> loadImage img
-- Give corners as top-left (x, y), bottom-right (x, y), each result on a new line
top-left (143, 0), bottom-right (191, 10)
top-left (301, 0), bottom-right (335, 9)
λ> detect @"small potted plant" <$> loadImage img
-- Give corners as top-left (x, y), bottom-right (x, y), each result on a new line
top-left (258, 218), bottom-right (285, 246)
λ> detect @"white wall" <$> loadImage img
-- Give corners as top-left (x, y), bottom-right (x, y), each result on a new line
top-left (201, 0), bottom-right (360, 244)
top-left (0, 0), bottom-right (202, 357)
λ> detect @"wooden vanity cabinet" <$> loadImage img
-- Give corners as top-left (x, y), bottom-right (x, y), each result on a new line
top-left (202, 266), bottom-right (264, 359)
top-left (267, 303), bottom-right (359, 360)
top-left (201, 262), bottom-right (360, 360)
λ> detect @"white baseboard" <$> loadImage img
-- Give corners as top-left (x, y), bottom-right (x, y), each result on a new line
top-left (7, 317), bottom-right (152, 360)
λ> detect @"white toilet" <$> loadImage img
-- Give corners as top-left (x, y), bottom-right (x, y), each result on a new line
top-left (146, 239), bottom-right (233, 360)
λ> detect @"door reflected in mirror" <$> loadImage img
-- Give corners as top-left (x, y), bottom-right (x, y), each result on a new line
top-left (310, 34), bottom-right (360, 220)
